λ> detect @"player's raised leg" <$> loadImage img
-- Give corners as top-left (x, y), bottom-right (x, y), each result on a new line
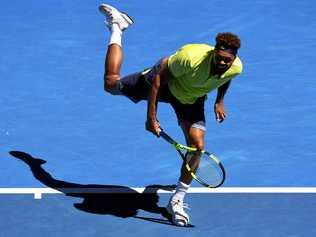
top-left (99, 4), bottom-right (134, 94)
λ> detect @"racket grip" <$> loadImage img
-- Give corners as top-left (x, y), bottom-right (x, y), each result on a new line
top-left (159, 130), bottom-right (175, 145)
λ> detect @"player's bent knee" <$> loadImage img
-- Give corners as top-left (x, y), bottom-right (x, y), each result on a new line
top-left (104, 75), bottom-right (121, 95)
top-left (192, 141), bottom-right (204, 151)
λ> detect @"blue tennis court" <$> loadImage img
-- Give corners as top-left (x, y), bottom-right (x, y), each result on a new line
top-left (1, 0), bottom-right (316, 236)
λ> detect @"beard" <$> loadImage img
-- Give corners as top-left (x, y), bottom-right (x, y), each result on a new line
top-left (214, 63), bottom-right (229, 75)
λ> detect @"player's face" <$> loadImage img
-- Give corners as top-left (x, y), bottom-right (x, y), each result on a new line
top-left (214, 50), bottom-right (236, 74)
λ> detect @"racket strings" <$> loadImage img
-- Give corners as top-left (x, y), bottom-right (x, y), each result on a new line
top-left (185, 151), bottom-right (224, 187)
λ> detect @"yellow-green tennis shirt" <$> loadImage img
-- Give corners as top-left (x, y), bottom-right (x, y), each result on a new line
top-left (167, 44), bottom-right (243, 104)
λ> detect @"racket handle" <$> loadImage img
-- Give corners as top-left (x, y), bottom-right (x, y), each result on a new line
top-left (159, 130), bottom-right (176, 145)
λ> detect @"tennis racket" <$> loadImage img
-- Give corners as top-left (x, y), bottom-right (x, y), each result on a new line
top-left (160, 130), bottom-right (225, 188)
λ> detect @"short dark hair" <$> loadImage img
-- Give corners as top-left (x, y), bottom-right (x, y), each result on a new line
top-left (215, 32), bottom-right (241, 54)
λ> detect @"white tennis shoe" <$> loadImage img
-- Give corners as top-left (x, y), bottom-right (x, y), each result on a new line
top-left (98, 4), bottom-right (134, 31)
top-left (166, 199), bottom-right (190, 226)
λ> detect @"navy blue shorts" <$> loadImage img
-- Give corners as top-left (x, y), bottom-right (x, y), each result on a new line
top-left (118, 61), bottom-right (206, 130)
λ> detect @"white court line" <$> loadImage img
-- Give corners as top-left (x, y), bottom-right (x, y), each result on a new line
top-left (1, 187), bottom-right (316, 199)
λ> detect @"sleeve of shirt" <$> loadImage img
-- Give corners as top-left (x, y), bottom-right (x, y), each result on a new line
top-left (167, 47), bottom-right (192, 78)
top-left (231, 57), bottom-right (243, 75)
top-left (222, 56), bottom-right (243, 80)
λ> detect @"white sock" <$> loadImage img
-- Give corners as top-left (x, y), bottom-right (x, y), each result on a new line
top-left (108, 23), bottom-right (122, 47)
top-left (171, 181), bottom-right (190, 203)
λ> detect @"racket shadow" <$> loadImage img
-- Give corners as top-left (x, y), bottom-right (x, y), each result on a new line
top-left (9, 151), bottom-right (180, 226)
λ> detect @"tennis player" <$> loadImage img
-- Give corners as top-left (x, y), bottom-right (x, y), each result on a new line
top-left (99, 4), bottom-right (242, 226)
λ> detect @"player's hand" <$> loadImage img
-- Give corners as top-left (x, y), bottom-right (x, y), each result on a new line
top-left (145, 118), bottom-right (161, 137)
top-left (214, 102), bottom-right (226, 123)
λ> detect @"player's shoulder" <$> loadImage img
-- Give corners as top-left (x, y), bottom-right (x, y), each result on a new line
top-left (174, 44), bottom-right (214, 64)
top-left (178, 43), bottom-right (214, 55)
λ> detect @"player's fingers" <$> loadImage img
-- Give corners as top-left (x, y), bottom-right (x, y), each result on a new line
top-left (215, 112), bottom-right (223, 123)
top-left (219, 113), bottom-right (225, 123)
top-left (216, 112), bottom-right (223, 122)
top-left (145, 121), bottom-right (159, 136)
top-left (215, 112), bottom-right (219, 120)
top-left (155, 122), bottom-right (161, 137)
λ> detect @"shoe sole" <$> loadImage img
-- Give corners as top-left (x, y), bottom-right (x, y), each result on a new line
top-left (98, 4), bottom-right (134, 25)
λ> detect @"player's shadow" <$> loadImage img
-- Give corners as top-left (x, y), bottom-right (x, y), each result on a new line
top-left (9, 151), bottom-right (194, 227)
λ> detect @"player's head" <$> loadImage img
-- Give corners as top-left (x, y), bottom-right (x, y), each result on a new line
top-left (213, 32), bottom-right (241, 74)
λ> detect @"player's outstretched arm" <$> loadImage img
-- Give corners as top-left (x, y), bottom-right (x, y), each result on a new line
top-left (146, 58), bottom-right (173, 136)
